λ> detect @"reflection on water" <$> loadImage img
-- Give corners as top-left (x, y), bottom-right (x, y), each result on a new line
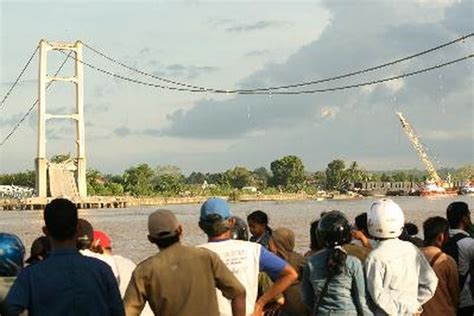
top-left (1, 196), bottom-right (472, 263)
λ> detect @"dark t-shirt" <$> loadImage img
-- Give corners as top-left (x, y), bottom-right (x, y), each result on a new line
top-left (6, 248), bottom-right (124, 316)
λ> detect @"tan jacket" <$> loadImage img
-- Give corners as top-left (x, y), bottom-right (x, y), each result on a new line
top-left (421, 246), bottom-right (459, 316)
top-left (123, 242), bottom-right (245, 316)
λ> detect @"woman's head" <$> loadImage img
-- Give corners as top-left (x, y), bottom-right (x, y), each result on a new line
top-left (354, 212), bottom-right (369, 236)
top-left (317, 211), bottom-right (352, 248)
top-left (272, 227), bottom-right (295, 260)
top-left (317, 211), bottom-right (352, 276)
top-left (247, 210), bottom-right (270, 237)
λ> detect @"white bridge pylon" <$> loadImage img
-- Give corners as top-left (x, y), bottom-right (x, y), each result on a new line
top-left (36, 39), bottom-right (87, 198)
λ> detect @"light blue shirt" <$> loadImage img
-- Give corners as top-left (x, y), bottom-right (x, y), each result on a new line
top-left (365, 238), bottom-right (438, 315)
top-left (301, 249), bottom-right (373, 316)
top-left (6, 248), bottom-right (124, 316)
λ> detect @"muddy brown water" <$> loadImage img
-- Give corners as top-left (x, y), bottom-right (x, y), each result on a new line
top-left (1, 196), bottom-right (472, 263)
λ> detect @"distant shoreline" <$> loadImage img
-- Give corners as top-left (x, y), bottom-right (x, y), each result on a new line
top-left (0, 193), bottom-right (362, 210)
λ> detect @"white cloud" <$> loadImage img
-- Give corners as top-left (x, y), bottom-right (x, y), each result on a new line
top-left (423, 129), bottom-right (473, 141)
top-left (320, 106), bottom-right (340, 119)
top-left (384, 79), bottom-right (405, 93)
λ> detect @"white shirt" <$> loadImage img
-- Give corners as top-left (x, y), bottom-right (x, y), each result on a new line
top-left (113, 255), bottom-right (136, 296)
top-left (199, 240), bottom-right (261, 316)
top-left (365, 238), bottom-right (438, 315)
top-left (448, 229), bottom-right (474, 308)
top-left (81, 249), bottom-right (120, 281)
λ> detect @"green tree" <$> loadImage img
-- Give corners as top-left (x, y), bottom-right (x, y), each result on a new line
top-left (345, 161), bottom-right (368, 183)
top-left (50, 154), bottom-right (72, 163)
top-left (380, 173), bottom-right (393, 182)
top-left (253, 167), bottom-right (271, 190)
top-left (453, 165), bottom-right (474, 182)
top-left (207, 172), bottom-right (231, 187)
top-left (123, 164), bottom-right (155, 196)
top-left (227, 166), bottom-right (254, 189)
top-left (312, 171), bottom-right (327, 188)
top-left (270, 155), bottom-right (305, 190)
top-left (325, 159), bottom-right (347, 190)
top-left (154, 165), bottom-right (184, 194)
top-left (186, 172), bottom-right (207, 185)
top-left (87, 169), bottom-right (124, 196)
top-left (392, 171), bottom-right (408, 182)
top-left (0, 170), bottom-right (36, 187)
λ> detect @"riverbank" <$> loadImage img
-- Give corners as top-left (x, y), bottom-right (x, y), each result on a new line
top-left (0, 192), bottom-right (361, 210)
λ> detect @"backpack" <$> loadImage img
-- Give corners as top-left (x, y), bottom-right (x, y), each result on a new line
top-left (442, 233), bottom-right (469, 289)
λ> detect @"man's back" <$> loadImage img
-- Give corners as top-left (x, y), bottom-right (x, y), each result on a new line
top-left (365, 238), bottom-right (438, 315)
top-left (6, 248), bottom-right (124, 316)
top-left (199, 239), bottom-right (261, 316)
top-left (124, 242), bottom-right (244, 316)
top-left (421, 247), bottom-right (459, 316)
top-left (448, 229), bottom-right (474, 309)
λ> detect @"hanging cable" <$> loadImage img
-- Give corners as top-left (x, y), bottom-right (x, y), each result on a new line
top-left (241, 54), bottom-right (473, 95)
top-left (82, 32), bottom-right (474, 93)
top-left (0, 52), bottom-right (72, 147)
top-left (58, 47), bottom-right (473, 95)
top-left (0, 45), bottom-right (39, 110)
top-left (83, 42), bottom-right (210, 91)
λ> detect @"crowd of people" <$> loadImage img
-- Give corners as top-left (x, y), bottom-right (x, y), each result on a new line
top-left (0, 197), bottom-right (472, 316)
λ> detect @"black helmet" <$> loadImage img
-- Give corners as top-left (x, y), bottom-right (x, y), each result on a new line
top-left (317, 211), bottom-right (352, 248)
top-left (231, 217), bottom-right (249, 241)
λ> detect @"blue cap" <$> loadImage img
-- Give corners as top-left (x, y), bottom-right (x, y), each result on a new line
top-left (200, 197), bottom-right (232, 220)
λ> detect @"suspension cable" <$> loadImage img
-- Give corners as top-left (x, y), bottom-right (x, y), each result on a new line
top-left (0, 52), bottom-right (72, 147)
top-left (59, 47), bottom-right (473, 95)
top-left (82, 32), bottom-right (474, 93)
top-left (0, 45), bottom-right (39, 110)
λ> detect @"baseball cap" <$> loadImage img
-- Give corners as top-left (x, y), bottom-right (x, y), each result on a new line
top-left (148, 209), bottom-right (180, 239)
top-left (93, 230), bottom-right (111, 249)
top-left (200, 197), bottom-right (233, 221)
top-left (77, 218), bottom-right (94, 242)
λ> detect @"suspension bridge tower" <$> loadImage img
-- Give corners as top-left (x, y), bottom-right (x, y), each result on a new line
top-left (36, 39), bottom-right (87, 198)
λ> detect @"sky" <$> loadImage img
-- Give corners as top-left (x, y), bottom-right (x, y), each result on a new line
top-left (0, 0), bottom-right (473, 175)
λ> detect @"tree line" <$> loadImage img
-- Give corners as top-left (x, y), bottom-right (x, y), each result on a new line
top-left (0, 155), bottom-right (472, 197)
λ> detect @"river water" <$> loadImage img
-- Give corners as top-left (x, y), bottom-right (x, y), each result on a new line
top-left (1, 195), bottom-right (472, 263)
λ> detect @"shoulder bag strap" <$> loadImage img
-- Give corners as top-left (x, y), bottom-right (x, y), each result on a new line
top-left (314, 276), bottom-right (331, 316)
top-left (429, 251), bottom-right (443, 267)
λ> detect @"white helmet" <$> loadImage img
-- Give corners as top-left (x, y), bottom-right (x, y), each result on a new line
top-left (367, 198), bottom-right (405, 239)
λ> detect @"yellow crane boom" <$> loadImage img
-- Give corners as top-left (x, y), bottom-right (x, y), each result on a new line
top-left (396, 112), bottom-right (442, 183)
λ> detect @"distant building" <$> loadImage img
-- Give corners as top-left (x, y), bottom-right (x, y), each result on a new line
top-left (241, 186), bottom-right (258, 193)
top-left (0, 185), bottom-right (35, 198)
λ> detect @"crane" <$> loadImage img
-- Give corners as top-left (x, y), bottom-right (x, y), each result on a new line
top-left (396, 112), bottom-right (442, 184)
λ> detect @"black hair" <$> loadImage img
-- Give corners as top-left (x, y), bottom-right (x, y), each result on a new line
top-left (199, 214), bottom-right (231, 237)
top-left (446, 202), bottom-right (470, 229)
top-left (309, 220), bottom-right (324, 252)
top-left (44, 198), bottom-right (78, 241)
top-left (423, 216), bottom-right (449, 246)
top-left (247, 210), bottom-right (272, 234)
top-left (327, 247), bottom-right (347, 276)
top-left (354, 213), bottom-right (369, 236)
top-left (404, 222), bottom-right (419, 236)
top-left (154, 234), bottom-right (180, 249)
top-left (26, 236), bottom-right (51, 265)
